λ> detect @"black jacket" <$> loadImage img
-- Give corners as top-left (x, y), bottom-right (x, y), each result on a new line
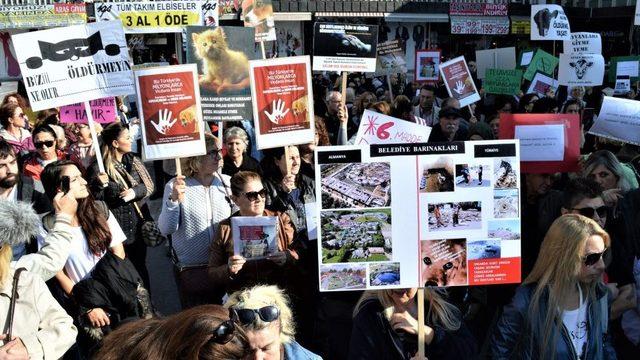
top-left (17, 175), bottom-right (51, 214)
top-left (264, 174), bottom-right (315, 242)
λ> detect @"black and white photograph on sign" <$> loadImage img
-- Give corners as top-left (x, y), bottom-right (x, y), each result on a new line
top-left (11, 21), bottom-right (134, 111)
top-left (493, 158), bottom-right (518, 189)
top-left (530, 4), bottom-right (571, 41)
top-left (321, 208), bottom-right (392, 264)
top-left (369, 263), bottom-right (401, 287)
top-left (468, 240), bottom-right (502, 261)
top-left (313, 23), bottom-right (378, 73)
top-left (427, 202), bottom-right (482, 232)
top-left (488, 219), bottom-right (521, 240)
top-left (376, 40), bottom-right (407, 75)
top-left (455, 164), bottom-right (490, 188)
top-left (494, 189), bottom-right (519, 219)
top-left (421, 239), bottom-right (468, 287)
top-left (419, 157), bottom-right (455, 193)
top-left (558, 53), bottom-right (605, 87)
top-left (320, 162), bottom-right (391, 209)
top-left (320, 264), bottom-right (366, 291)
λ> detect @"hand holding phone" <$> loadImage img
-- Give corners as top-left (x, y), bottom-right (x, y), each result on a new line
top-left (60, 176), bottom-right (70, 195)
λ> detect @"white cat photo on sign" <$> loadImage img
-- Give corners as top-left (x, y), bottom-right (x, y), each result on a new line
top-left (558, 53), bottom-right (604, 86)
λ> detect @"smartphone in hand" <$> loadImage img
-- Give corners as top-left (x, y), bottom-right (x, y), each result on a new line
top-left (60, 176), bottom-right (71, 194)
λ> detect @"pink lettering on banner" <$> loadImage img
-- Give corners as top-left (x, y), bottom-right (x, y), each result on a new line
top-left (59, 97), bottom-right (117, 124)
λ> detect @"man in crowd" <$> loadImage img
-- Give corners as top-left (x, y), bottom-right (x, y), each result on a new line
top-left (428, 108), bottom-right (469, 142)
top-left (323, 91), bottom-right (347, 145)
top-left (413, 84), bottom-right (440, 126)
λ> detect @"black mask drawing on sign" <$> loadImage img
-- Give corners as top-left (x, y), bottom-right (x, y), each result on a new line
top-left (25, 31), bottom-right (121, 69)
top-left (533, 9), bottom-right (559, 37)
top-left (569, 59), bottom-right (594, 79)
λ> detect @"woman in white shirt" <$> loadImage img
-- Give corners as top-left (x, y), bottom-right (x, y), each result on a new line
top-left (38, 160), bottom-right (126, 330)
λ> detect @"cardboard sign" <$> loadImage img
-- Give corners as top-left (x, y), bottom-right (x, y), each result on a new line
top-left (439, 56), bottom-right (481, 108)
top-left (242, 0), bottom-right (276, 42)
top-left (589, 96), bottom-right (640, 146)
top-left (475, 47), bottom-right (516, 79)
top-left (60, 98), bottom-right (117, 124)
top-left (376, 40), bottom-right (407, 75)
top-left (500, 114), bottom-right (580, 173)
top-left (523, 49), bottom-right (559, 81)
top-left (316, 140), bottom-right (522, 291)
top-left (134, 64), bottom-right (206, 161)
top-left (186, 26), bottom-right (256, 122)
top-left (415, 49), bottom-right (441, 82)
top-left (450, 16), bottom-right (509, 35)
top-left (12, 21), bottom-right (134, 112)
top-left (558, 53), bottom-right (605, 87)
top-left (232, 216), bottom-right (279, 260)
top-left (313, 23), bottom-right (379, 73)
top-left (0, 30), bottom-right (25, 81)
top-left (527, 71), bottom-right (559, 97)
top-left (530, 4), bottom-right (571, 41)
top-left (354, 110), bottom-right (432, 145)
top-left (0, 3), bottom-right (86, 29)
top-left (94, 1), bottom-right (204, 33)
top-left (484, 69), bottom-right (523, 96)
top-left (249, 56), bottom-right (315, 149)
top-left (563, 32), bottom-right (602, 54)
top-left (609, 56), bottom-right (640, 82)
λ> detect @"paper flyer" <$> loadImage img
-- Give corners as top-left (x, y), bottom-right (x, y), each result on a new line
top-left (232, 216), bottom-right (279, 260)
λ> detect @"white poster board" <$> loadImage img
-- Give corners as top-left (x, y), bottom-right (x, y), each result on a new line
top-left (354, 110), bottom-right (432, 145)
top-left (514, 124), bottom-right (565, 161)
top-left (558, 53), bottom-right (605, 87)
top-left (475, 47), bottom-right (517, 79)
top-left (530, 4), bottom-right (571, 41)
top-left (589, 96), bottom-right (640, 145)
top-left (439, 56), bottom-right (481, 108)
top-left (12, 21), bottom-right (134, 111)
top-left (563, 32), bottom-right (602, 54)
top-left (616, 61), bottom-right (640, 78)
top-left (527, 71), bottom-right (559, 97)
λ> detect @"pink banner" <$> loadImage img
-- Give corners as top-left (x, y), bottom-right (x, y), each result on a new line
top-left (59, 98), bottom-right (117, 124)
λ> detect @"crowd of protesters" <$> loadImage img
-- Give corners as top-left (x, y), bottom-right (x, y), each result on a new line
top-left (0, 58), bottom-right (639, 360)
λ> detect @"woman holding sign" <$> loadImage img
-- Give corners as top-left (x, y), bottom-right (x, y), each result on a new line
top-left (87, 122), bottom-right (153, 288)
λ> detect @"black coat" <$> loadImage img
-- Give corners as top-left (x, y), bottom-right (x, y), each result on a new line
top-left (17, 175), bottom-right (51, 214)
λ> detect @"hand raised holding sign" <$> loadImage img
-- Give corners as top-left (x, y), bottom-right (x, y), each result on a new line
top-left (151, 109), bottom-right (177, 135)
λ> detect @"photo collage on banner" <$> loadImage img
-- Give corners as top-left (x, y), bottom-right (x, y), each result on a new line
top-left (316, 140), bottom-right (522, 291)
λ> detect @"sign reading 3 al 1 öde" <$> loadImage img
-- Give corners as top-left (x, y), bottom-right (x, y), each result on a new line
top-left (94, 1), bottom-right (204, 33)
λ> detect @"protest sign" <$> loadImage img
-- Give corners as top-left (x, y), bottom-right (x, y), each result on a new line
top-left (375, 40), bottom-right (407, 75)
top-left (439, 56), bottom-right (481, 108)
top-left (249, 56), bottom-right (314, 149)
top-left (450, 16), bottom-right (509, 35)
top-left (500, 114), bottom-right (580, 173)
top-left (354, 110), bottom-right (432, 145)
top-left (563, 32), bottom-right (601, 54)
top-left (12, 21), bottom-right (134, 112)
top-left (0, 30), bottom-right (25, 81)
top-left (186, 26), bottom-right (256, 122)
top-left (636, 1), bottom-right (640, 26)
top-left (313, 23), bottom-right (379, 73)
top-left (60, 98), bottom-right (117, 124)
top-left (415, 50), bottom-right (441, 82)
top-left (484, 69), bottom-right (523, 96)
top-left (232, 216), bottom-right (278, 260)
top-left (530, 4), bottom-right (571, 41)
top-left (316, 140), bottom-right (522, 291)
top-left (242, 0), bottom-right (276, 42)
top-left (609, 56), bottom-right (640, 82)
top-left (523, 49), bottom-right (559, 81)
top-left (94, 1), bottom-right (204, 33)
top-left (527, 71), bottom-right (559, 97)
top-left (589, 96), bottom-right (640, 146)
top-left (0, 3), bottom-right (86, 29)
top-left (614, 76), bottom-right (631, 95)
top-left (134, 64), bottom-right (206, 161)
top-left (558, 53), bottom-right (605, 87)
top-left (475, 47), bottom-right (516, 79)
top-left (519, 50), bottom-right (535, 68)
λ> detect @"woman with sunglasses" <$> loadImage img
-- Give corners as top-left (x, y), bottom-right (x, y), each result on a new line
top-left (21, 124), bottom-right (65, 185)
top-left (0, 102), bottom-right (34, 157)
top-left (95, 304), bottom-right (247, 360)
top-left (208, 171), bottom-right (298, 296)
top-left (158, 133), bottom-right (234, 308)
top-left (492, 214), bottom-right (616, 359)
top-left (86, 122), bottom-right (153, 288)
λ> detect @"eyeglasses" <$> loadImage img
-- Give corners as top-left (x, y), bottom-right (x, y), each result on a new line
top-left (583, 248), bottom-right (610, 267)
top-left (571, 206), bottom-right (608, 219)
top-left (34, 140), bottom-right (55, 149)
top-left (210, 320), bottom-right (236, 344)
top-left (243, 188), bottom-right (267, 202)
top-left (229, 305), bottom-right (280, 326)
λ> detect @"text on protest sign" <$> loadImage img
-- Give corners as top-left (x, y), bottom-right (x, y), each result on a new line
top-left (609, 56), bottom-right (640, 82)
top-left (60, 98), bottom-right (117, 124)
top-left (313, 23), bottom-right (379, 73)
top-left (94, 1), bottom-right (204, 33)
top-left (354, 110), bottom-right (432, 145)
top-left (484, 69), bottom-right (523, 96)
top-left (563, 33), bottom-right (602, 54)
top-left (439, 56), bottom-right (481, 108)
top-left (523, 49), bottom-right (559, 81)
top-left (530, 4), bottom-right (571, 41)
top-left (558, 53), bottom-right (605, 87)
top-left (375, 40), bottom-right (407, 75)
top-left (12, 21), bottom-right (134, 112)
top-left (589, 96), bottom-right (640, 146)
top-left (0, 3), bottom-right (87, 29)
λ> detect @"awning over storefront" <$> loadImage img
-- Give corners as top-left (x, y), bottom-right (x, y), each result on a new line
top-left (315, 12), bottom-right (384, 18)
top-left (384, 13), bottom-right (449, 23)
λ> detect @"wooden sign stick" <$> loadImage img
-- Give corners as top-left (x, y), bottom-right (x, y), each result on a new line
top-left (84, 101), bottom-right (105, 173)
top-left (417, 288), bottom-right (426, 359)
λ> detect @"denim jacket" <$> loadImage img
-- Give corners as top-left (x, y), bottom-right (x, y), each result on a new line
top-left (283, 340), bottom-right (323, 360)
top-left (491, 283), bottom-right (617, 360)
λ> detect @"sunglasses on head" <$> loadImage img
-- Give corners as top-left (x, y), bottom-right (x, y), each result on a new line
top-left (572, 206), bottom-right (607, 219)
top-left (210, 320), bottom-right (235, 344)
top-left (229, 305), bottom-right (280, 326)
top-left (34, 140), bottom-right (55, 149)
top-left (583, 248), bottom-right (610, 267)
top-left (243, 188), bottom-right (267, 202)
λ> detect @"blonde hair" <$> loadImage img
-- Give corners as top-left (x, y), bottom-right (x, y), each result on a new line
top-left (224, 285), bottom-right (295, 344)
top-left (180, 133), bottom-right (219, 178)
top-left (525, 214), bottom-right (610, 359)
top-left (353, 288), bottom-right (461, 332)
top-left (0, 245), bottom-right (13, 288)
